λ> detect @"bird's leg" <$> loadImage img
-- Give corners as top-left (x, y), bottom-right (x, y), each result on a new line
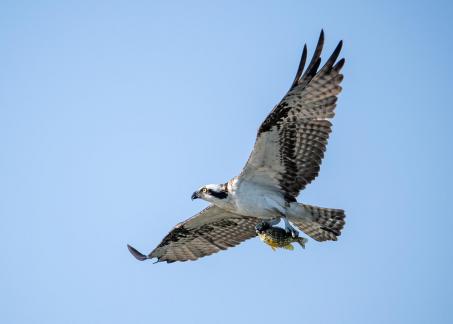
top-left (283, 217), bottom-right (299, 238)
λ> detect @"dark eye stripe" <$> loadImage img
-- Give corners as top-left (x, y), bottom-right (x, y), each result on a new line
top-left (207, 189), bottom-right (228, 199)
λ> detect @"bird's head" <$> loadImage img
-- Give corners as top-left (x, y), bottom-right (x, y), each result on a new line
top-left (191, 183), bottom-right (229, 204)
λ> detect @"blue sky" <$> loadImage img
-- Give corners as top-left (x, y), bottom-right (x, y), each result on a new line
top-left (1, 1), bottom-right (452, 323)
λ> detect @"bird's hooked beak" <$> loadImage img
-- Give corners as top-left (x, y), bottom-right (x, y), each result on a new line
top-left (191, 191), bottom-right (199, 200)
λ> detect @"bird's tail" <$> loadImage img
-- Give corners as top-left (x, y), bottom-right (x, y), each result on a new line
top-left (288, 203), bottom-right (345, 242)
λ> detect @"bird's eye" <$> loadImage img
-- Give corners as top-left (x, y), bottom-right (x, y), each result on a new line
top-left (202, 188), bottom-right (208, 193)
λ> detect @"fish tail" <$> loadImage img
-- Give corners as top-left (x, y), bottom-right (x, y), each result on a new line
top-left (297, 237), bottom-right (308, 249)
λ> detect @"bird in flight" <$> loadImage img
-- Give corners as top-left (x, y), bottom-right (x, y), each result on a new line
top-left (128, 30), bottom-right (346, 263)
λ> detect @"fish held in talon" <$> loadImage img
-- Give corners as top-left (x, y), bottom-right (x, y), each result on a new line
top-left (256, 225), bottom-right (308, 251)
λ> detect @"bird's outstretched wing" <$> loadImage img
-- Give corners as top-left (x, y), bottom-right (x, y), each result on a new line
top-left (128, 205), bottom-right (259, 263)
top-left (239, 30), bottom-right (345, 202)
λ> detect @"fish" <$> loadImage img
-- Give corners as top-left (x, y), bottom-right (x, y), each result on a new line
top-left (256, 223), bottom-right (308, 251)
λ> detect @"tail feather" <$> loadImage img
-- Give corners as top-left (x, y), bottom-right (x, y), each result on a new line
top-left (289, 204), bottom-right (345, 242)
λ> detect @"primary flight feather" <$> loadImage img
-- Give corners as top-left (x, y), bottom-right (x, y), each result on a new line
top-left (128, 30), bottom-right (346, 263)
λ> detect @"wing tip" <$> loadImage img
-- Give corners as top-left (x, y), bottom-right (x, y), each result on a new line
top-left (334, 58), bottom-right (346, 71)
top-left (335, 40), bottom-right (343, 55)
top-left (291, 43), bottom-right (309, 89)
top-left (127, 244), bottom-right (149, 261)
top-left (317, 29), bottom-right (325, 49)
top-left (299, 30), bottom-right (325, 81)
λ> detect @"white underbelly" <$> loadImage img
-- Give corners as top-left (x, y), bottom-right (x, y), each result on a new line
top-left (231, 181), bottom-right (286, 219)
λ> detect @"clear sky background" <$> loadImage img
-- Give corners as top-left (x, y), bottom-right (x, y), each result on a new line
top-left (1, 1), bottom-right (452, 323)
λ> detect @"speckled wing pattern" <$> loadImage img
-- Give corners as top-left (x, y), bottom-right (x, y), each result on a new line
top-left (240, 30), bottom-right (345, 202)
top-left (144, 206), bottom-right (259, 263)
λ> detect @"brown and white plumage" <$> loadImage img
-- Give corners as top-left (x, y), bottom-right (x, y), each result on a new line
top-left (128, 206), bottom-right (259, 263)
top-left (240, 30), bottom-right (344, 203)
top-left (128, 31), bottom-right (346, 263)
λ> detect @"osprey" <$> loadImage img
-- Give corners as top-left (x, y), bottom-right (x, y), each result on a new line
top-left (128, 30), bottom-right (346, 263)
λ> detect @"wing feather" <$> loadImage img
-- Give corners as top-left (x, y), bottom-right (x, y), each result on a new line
top-left (129, 205), bottom-right (259, 263)
top-left (240, 31), bottom-right (345, 201)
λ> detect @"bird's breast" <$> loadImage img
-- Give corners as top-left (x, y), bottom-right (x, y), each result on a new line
top-left (229, 180), bottom-right (285, 219)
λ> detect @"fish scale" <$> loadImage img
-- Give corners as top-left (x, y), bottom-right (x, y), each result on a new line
top-left (257, 226), bottom-right (308, 251)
